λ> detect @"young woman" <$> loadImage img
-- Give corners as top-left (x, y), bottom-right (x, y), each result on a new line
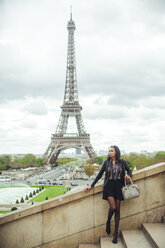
top-left (84, 145), bottom-right (132, 244)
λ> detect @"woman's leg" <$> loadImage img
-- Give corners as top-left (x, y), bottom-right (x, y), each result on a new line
top-left (112, 199), bottom-right (121, 243)
top-left (106, 196), bottom-right (116, 235)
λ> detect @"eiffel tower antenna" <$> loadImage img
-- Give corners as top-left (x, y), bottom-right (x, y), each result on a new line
top-left (43, 10), bottom-right (96, 165)
top-left (70, 6), bottom-right (72, 20)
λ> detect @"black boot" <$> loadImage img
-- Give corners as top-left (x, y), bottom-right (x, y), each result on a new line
top-left (106, 220), bottom-right (111, 235)
top-left (112, 232), bottom-right (118, 244)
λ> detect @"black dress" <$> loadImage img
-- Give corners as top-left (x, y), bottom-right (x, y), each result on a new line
top-left (103, 162), bottom-right (123, 200)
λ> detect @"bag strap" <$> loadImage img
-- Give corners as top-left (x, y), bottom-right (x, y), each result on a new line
top-left (124, 175), bottom-right (133, 186)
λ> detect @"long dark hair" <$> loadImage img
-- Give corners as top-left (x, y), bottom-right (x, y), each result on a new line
top-left (107, 145), bottom-right (121, 161)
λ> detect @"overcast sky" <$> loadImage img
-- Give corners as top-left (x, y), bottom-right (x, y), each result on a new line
top-left (0, 0), bottom-right (165, 155)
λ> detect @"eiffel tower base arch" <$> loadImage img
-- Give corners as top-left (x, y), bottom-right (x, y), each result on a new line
top-left (43, 136), bottom-right (96, 165)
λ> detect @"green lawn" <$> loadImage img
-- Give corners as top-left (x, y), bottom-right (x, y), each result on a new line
top-left (0, 185), bottom-right (73, 204)
top-left (69, 161), bottom-right (85, 167)
top-left (27, 185), bottom-right (68, 203)
top-left (0, 211), bottom-right (11, 214)
top-left (30, 185), bottom-right (58, 189)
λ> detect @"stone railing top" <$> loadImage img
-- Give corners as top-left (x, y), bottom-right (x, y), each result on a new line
top-left (132, 162), bottom-right (165, 181)
top-left (0, 162), bottom-right (164, 225)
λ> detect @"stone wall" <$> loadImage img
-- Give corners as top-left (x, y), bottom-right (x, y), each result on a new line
top-left (0, 163), bottom-right (165, 248)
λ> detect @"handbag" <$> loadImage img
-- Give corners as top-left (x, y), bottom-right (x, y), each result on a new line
top-left (122, 176), bottom-right (140, 200)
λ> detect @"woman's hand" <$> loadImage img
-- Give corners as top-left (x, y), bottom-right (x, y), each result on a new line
top-left (125, 175), bottom-right (130, 182)
top-left (84, 186), bottom-right (92, 192)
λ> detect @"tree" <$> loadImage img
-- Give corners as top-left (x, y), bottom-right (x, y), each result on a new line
top-left (122, 153), bottom-right (138, 168)
top-left (155, 151), bottom-right (165, 158)
top-left (84, 164), bottom-right (95, 178)
top-left (11, 154), bottom-right (39, 169)
top-left (21, 154), bottom-right (36, 166)
top-left (0, 163), bottom-right (6, 170)
top-left (25, 195), bottom-right (29, 200)
top-left (20, 197), bottom-right (24, 203)
top-left (56, 157), bottom-right (77, 166)
top-left (3, 155), bottom-right (11, 165)
top-left (11, 207), bottom-right (17, 211)
top-left (95, 156), bottom-right (104, 165)
top-left (16, 199), bottom-right (19, 204)
top-left (148, 151), bottom-right (165, 165)
top-left (86, 158), bottom-right (97, 164)
top-left (133, 155), bottom-right (148, 170)
top-left (36, 158), bottom-right (44, 166)
top-left (0, 155), bottom-right (12, 170)
top-left (29, 192), bottom-right (33, 197)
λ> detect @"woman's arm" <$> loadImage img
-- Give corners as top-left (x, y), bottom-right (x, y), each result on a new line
top-left (84, 160), bottom-right (106, 192)
top-left (123, 160), bottom-right (132, 177)
top-left (90, 160), bottom-right (106, 187)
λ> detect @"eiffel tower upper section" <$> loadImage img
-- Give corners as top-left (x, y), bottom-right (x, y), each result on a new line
top-left (63, 10), bottom-right (79, 107)
top-left (54, 10), bottom-right (87, 137)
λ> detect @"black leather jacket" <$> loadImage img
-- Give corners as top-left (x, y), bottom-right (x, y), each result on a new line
top-left (91, 159), bottom-right (132, 188)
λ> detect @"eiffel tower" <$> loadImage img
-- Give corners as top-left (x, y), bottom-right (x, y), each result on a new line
top-left (43, 10), bottom-right (96, 165)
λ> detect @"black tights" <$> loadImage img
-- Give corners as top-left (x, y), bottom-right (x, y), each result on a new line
top-left (107, 196), bottom-right (121, 234)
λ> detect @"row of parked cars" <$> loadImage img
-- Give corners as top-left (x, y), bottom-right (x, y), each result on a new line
top-left (27, 180), bottom-right (78, 186)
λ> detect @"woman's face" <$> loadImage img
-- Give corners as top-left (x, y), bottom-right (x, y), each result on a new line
top-left (109, 147), bottom-right (116, 158)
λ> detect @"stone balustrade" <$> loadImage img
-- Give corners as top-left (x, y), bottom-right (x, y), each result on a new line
top-left (0, 162), bottom-right (165, 248)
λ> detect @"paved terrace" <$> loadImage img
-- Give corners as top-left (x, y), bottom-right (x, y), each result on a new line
top-left (0, 162), bottom-right (165, 248)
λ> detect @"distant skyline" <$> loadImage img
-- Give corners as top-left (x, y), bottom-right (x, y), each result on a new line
top-left (0, 0), bottom-right (165, 154)
top-left (0, 148), bottom-right (156, 157)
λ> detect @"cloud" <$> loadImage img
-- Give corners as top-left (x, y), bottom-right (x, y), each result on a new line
top-left (140, 96), bottom-right (165, 109)
top-left (22, 99), bottom-right (48, 115)
top-left (20, 120), bottom-right (37, 129)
